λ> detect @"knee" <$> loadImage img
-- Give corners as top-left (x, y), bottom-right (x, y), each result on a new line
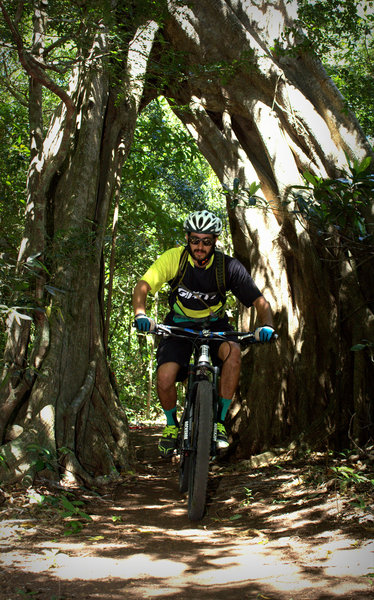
top-left (220, 342), bottom-right (241, 368)
top-left (230, 343), bottom-right (241, 368)
top-left (157, 365), bottom-right (177, 393)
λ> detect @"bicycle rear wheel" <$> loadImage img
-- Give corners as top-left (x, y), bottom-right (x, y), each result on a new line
top-left (188, 380), bottom-right (213, 521)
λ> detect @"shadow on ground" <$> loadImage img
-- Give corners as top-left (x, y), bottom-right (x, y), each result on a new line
top-left (0, 426), bottom-right (373, 600)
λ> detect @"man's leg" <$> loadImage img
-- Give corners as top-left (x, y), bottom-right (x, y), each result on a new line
top-left (216, 341), bottom-right (241, 447)
top-left (157, 361), bottom-right (180, 457)
top-left (157, 361), bottom-right (180, 410)
top-left (218, 341), bottom-right (241, 399)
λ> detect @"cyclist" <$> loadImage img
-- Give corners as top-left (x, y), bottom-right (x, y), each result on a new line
top-left (133, 210), bottom-right (275, 457)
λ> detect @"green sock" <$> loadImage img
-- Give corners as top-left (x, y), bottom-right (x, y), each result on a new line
top-left (163, 407), bottom-right (178, 426)
top-left (218, 397), bottom-right (231, 423)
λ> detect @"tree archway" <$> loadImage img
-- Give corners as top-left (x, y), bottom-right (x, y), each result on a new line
top-left (1, 0), bottom-right (372, 485)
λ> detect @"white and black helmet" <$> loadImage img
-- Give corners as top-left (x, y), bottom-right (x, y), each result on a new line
top-left (183, 210), bottom-right (222, 235)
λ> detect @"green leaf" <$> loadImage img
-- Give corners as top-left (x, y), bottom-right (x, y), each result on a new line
top-left (34, 459), bottom-right (46, 472)
top-left (355, 156), bottom-right (372, 174)
top-left (58, 446), bottom-right (74, 455)
top-left (63, 520), bottom-right (84, 536)
top-left (248, 181), bottom-right (261, 195)
top-left (60, 496), bottom-right (77, 512)
top-left (76, 510), bottom-right (92, 521)
top-left (351, 343), bottom-right (368, 351)
top-left (303, 171), bottom-right (318, 186)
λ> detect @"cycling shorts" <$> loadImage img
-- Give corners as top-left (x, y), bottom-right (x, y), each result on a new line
top-left (156, 312), bottom-right (235, 382)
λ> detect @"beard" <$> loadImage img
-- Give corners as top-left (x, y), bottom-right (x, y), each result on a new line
top-left (189, 243), bottom-right (216, 266)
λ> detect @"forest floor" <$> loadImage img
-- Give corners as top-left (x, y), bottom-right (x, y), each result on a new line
top-left (0, 424), bottom-right (373, 600)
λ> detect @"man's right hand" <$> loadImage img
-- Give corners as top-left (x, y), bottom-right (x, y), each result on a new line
top-left (254, 325), bottom-right (275, 342)
top-left (134, 313), bottom-right (154, 332)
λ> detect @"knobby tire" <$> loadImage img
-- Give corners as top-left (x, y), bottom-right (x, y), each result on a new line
top-left (188, 380), bottom-right (213, 521)
top-left (179, 403), bottom-right (193, 493)
top-left (179, 453), bottom-right (190, 493)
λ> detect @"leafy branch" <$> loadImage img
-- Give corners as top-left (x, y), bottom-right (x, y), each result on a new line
top-left (284, 155), bottom-right (374, 247)
top-left (223, 177), bottom-right (266, 210)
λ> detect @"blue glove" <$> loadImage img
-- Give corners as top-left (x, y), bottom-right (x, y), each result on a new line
top-left (134, 313), bottom-right (154, 332)
top-left (255, 325), bottom-right (275, 342)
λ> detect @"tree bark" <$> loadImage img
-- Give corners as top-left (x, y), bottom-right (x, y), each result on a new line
top-left (0, 8), bottom-right (159, 484)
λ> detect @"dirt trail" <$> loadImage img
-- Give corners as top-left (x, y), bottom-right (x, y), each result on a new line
top-left (0, 425), bottom-right (373, 599)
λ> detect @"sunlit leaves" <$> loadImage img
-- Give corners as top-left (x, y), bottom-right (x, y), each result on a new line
top-left (296, 0), bottom-right (374, 138)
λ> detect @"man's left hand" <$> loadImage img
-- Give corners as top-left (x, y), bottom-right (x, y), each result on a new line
top-left (255, 325), bottom-right (275, 342)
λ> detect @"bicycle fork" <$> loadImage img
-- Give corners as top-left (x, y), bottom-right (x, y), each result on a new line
top-left (180, 344), bottom-right (220, 458)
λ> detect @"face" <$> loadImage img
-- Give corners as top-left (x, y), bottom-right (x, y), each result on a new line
top-left (187, 232), bottom-right (216, 262)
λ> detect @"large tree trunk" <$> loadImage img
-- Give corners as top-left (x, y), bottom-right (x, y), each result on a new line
top-left (162, 0), bottom-right (374, 453)
top-left (0, 7), bottom-right (159, 484)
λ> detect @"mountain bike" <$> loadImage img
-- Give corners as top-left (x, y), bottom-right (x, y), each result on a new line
top-left (148, 323), bottom-right (276, 521)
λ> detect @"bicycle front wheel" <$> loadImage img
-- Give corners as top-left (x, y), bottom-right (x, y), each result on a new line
top-left (179, 452), bottom-right (190, 493)
top-left (188, 380), bottom-right (213, 521)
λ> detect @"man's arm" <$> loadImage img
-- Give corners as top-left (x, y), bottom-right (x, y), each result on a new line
top-left (132, 280), bottom-right (154, 332)
top-left (132, 279), bottom-right (151, 315)
top-left (253, 295), bottom-right (273, 327)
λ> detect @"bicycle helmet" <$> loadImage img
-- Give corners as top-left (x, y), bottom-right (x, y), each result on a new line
top-left (183, 210), bottom-right (222, 235)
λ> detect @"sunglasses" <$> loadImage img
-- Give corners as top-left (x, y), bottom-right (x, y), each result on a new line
top-left (188, 236), bottom-right (214, 247)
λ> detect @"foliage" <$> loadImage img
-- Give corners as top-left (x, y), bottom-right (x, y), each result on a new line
top-left (351, 339), bottom-right (374, 352)
top-left (188, 49), bottom-right (257, 86)
top-left (0, 0), bottom-right (83, 349)
top-left (0, 87), bottom-right (29, 336)
top-left (295, 0), bottom-right (374, 139)
top-left (296, 0), bottom-right (370, 53)
top-left (31, 490), bottom-right (93, 535)
top-left (27, 443), bottom-right (58, 474)
top-left (284, 156), bottom-right (374, 355)
top-left (223, 177), bottom-right (267, 210)
top-left (301, 447), bottom-right (374, 512)
top-left (331, 463), bottom-right (373, 488)
top-left (27, 487), bottom-right (92, 536)
top-left (0, 102), bottom-right (28, 248)
top-left (285, 155), bottom-right (373, 250)
top-left (240, 486), bottom-right (255, 507)
top-left (118, 97), bottom-right (221, 251)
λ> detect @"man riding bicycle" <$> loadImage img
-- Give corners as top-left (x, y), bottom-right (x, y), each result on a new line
top-left (133, 210), bottom-right (275, 457)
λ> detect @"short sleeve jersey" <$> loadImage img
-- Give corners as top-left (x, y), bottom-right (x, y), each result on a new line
top-left (141, 247), bottom-right (262, 320)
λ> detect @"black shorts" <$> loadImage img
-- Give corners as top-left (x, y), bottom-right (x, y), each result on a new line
top-left (156, 313), bottom-right (234, 382)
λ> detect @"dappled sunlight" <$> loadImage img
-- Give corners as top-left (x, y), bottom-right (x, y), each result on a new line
top-left (3, 550), bottom-right (186, 580)
top-left (1, 428), bottom-right (373, 599)
top-left (1, 527), bottom-right (372, 598)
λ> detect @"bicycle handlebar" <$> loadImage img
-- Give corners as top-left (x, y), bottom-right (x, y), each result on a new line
top-left (146, 323), bottom-right (277, 345)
